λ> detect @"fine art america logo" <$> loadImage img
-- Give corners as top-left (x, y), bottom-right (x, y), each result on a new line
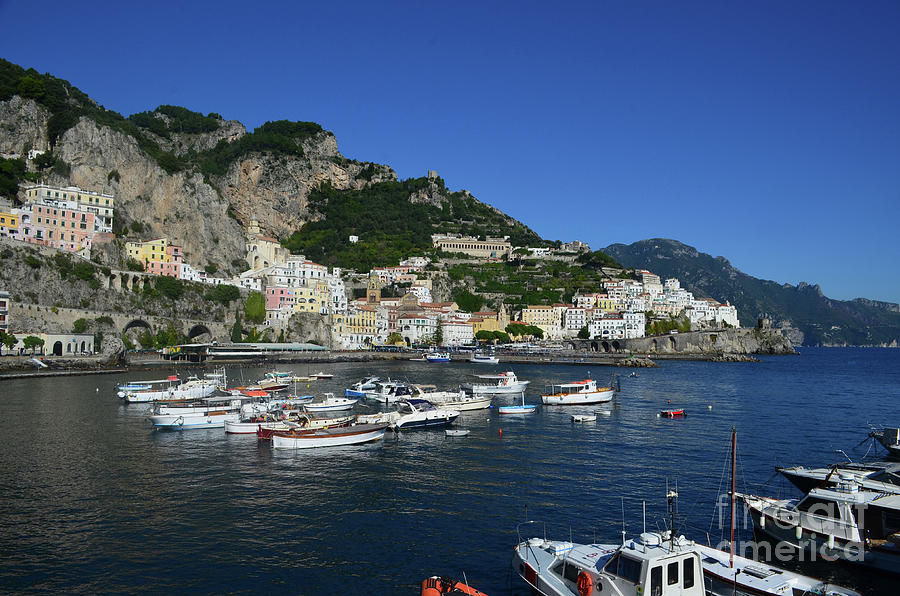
top-left (714, 494), bottom-right (868, 563)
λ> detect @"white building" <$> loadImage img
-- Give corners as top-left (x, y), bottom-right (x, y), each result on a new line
top-left (398, 312), bottom-right (438, 345)
top-left (441, 317), bottom-right (475, 346)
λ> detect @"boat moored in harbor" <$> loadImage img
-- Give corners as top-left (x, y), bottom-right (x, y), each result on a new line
top-left (271, 422), bottom-right (389, 449)
top-left (465, 371), bottom-right (529, 395)
top-left (541, 378), bottom-right (614, 405)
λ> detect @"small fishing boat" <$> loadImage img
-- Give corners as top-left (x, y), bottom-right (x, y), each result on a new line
top-left (660, 408), bottom-right (686, 418)
top-left (122, 373), bottom-right (221, 403)
top-left (498, 392), bottom-right (538, 414)
top-left (870, 427), bottom-right (900, 459)
top-left (572, 414), bottom-right (596, 422)
top-left (116, 377), bottom-right (174, 395)
top-left (424, 351), bottom-right (451, 363)
top-left (469, 352), bottom-right (499, 364)
top-left (271, 422), bottom-right (389, 449)
top-left (310, 371), bottom-right (333, 379)
top-left (391, 399), bottom-right (460, 431)
top-left (304, 393), bottom-right (358, 413)
top-left (541, 378), bottom-right (615, 405)
top-left (445, 429), bottom-right (470, 437)
top-left (148, 394), bottom-right (250, 430)
top-left (420, 575), bottom-right (487, 596)
top-left (466, 371), bottom-right (529, 394)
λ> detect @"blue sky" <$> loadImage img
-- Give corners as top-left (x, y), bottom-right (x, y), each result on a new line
top-left (2, 1), bottom-right (899, 302)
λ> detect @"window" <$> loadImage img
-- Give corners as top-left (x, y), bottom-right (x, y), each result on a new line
top-left (650, 566), bottom-right (662, 596)
top-left (683, 558), bottom-right (694, 588)
top-left (667, 561), bottom-right (678, 585)
top-left (605, 553), bottom-right (642, 584)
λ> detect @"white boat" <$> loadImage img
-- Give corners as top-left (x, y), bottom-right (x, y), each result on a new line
top-left (513, 508), bottom-right (861, 596)
top-left (737, 475), bottom-right (900, 575)
top-left (572, 414), bottom-right (596, 422)
top-left (777, 460), bottom-right (900, 495)
top-left (498, 391), bottom-right (538, 414)
top-left (364, 379), bottom-right (414, 404)
top-left (271, 422), bottom-right (389, 449)
top-left (466, 371), bottom-right (529, 394)
top-left (412, 385), bottom-right (493, 411)
top-left (541, 378), bottom-right (614, 405)
top-left (445, 429), bottom-right (470, 437)
top-left (149, 394), bottom-right (250, 430)
top-left (391, 399), bottom-right (460, 431)
top-left (303, 393), bottom-right (358, 412)
top-left (311, 371), bottom-right (333, 379)
top-left (116, 378), bottom-right (173, 395)
top-left (226, 411), bottom-right (354, 435)
top-left (469, 352), bottom-right (499, 364)
top-left (123, 373), bottom-right (222, 403)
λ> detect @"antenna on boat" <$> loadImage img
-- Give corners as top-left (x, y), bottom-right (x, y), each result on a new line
top-left (642, 500), bottom-right (646, 534)
top-left (666, 483), bottom-right (678, 552)
top-left (621, 497), bottom-right (626, 546)
top-left (730, 425), bottom-right (737, 569)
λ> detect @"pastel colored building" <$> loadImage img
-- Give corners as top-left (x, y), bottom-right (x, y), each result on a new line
top-left (0, 290), bottom-right (9, 332)
top-left (126, 238), bottom-right (183, 278)
top-left (27, 203), bottom-right (96, 256)
top-left (22, 184), bottom-right (114, 233)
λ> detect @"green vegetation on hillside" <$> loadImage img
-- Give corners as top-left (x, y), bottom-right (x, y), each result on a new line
top-left (281, 177), bottom-right (543, 271)
top-left (194, 120), bottom-right (324, 177)
top-left (128, 105), bottom-right (220, 137)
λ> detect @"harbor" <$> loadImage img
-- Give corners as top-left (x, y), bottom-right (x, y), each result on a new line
top-left (0, 347), bottom-right (897, 594)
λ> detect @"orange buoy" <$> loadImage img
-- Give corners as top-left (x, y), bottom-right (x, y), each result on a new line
top-left (577, 570), bottom-right (593, 596)
top-left (498, 428), bottom-right (503, 438)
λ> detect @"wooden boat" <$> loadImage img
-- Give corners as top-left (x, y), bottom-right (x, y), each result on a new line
top-left (254, 413), bottom-right (355, 439)
top-left (541, 378), bottom-right (614, 405)
top-left (660, 408), bottom-right (686, 418)
top-left (271, 422), bottom-right (389, 449)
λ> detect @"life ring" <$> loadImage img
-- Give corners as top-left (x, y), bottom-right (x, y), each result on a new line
top-left (577, 571), bottom-right (593, 596)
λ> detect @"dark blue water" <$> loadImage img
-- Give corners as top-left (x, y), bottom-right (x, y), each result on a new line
top-left (1, 348), bottom-right (898, 594)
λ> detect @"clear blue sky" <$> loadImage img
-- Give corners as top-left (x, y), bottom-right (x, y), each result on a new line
top-left (2, 1), bottom-right (899, 302)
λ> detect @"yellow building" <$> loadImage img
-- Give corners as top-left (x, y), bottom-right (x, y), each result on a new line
top-left (470, 310), bottom-right (510, 334)
top-left (0, 209), bottom-right (19, 238)
top-left (331, 306), bottom-right (377, 349)
top-left (294, 280), bottom-right (330, 314)
top-left (125, 238), bottom-right (183, 277)
top-left (245, 218), bottom-right (290, 270)
top-left (596, 298), bottom-right (618, 312)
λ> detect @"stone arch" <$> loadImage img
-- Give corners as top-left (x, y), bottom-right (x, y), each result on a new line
top-left (567, 343), bottom-right (576, 351)
top-left (709, 334), bottom-right (717, 345)
top-left (590, 341), bottom-right (599, 352)
top-left (80, 341), bottom-right (86, 353)
top-left (123, 319), bottom-right (152, 334)
top-left (651, 339), bottom-right (658, 352)
top-left (668, 336), bottom-right (677, 350)
top-left (601, 341), bottom-right (611, 353)
top-left (612, 340), bottom-right (621, 352)
top-left (404, 336), bottom-right (412, 346)
top-left (188, 324), bottom-right (212, 341)
top-left (52, 341), bottom-right (63, 356)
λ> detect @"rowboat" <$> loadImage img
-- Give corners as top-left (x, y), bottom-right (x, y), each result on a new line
top-left (271, 422), bottom-right (389, 449)
top-left (498, 391), bottom-right (538, 414)
top-left (541, 378), bottom-right (614, 405)
top-left (247, 412), bottom-right (355, 438)
top-left (445, 429), bottom-right (470, 437)
top-left (660, 408), bottom-right (686, 418)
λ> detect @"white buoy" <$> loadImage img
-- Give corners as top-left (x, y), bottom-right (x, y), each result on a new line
top-left (760, 515), bottom-right (765, 529)
top-left (708, 405), bottom-right (712, 409)
top-left (828, 534), bottom-right (835, 550)
top-left (795, 525), bottom-right (803, 540)
top-left (96, 388), bottom-right (99, 392)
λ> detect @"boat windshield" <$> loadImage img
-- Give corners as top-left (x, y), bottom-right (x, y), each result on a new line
top-left (603, 552), bottom-right (642, 584)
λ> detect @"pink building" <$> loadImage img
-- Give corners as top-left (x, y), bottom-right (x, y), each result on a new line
top-left (26, 204), bottom-right (96, 254)
top-left (266, 286), bottom-right (296, 309)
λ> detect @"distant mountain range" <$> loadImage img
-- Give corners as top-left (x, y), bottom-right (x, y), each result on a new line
top-left (603, 239), bottom-right (900, 346)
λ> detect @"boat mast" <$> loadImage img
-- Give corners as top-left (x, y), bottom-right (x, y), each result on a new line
top-left (730, 425), bottom-right (736, 569)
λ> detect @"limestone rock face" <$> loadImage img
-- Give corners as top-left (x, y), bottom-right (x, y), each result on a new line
top-left (0, 96), bottom-right (50, 155)
top-left (220, 133), bottom-right (396, 240)
top-left (286, 312), bottom-right (333, 349)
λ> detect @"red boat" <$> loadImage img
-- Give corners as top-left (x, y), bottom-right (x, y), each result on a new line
top-left (660, 408), bottom-right (686, 418)
top-left (421, 576), bottom-right (488, 596)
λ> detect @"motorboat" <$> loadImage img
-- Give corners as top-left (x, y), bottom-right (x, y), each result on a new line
top-left (412, 385), bottom-right (493, 411)
top-left (116, 377), bottom-right (175, 395)
top-left (541, 378), bottom-right (614, 405)
top-left (303, 393), bottom-right (358, 413)
top-left (465, 371), bottom-right (529, 394)
top-left (870, 427), bottom-right (900, 459)
top-left (737, 475), bottom-right (900, 575)
top-left (497, 391), bottom-right (538, 415)
top-left (346, 375), bottom-right (381, 397)
top-left (424, 351), bottom-right (451, 363)
top-left (469, 352), bottom-right (499, 364)
top-left (122, 373), bottom-right (221, 403)
top-left (148, 394), bottom-right (250, 430)
top-left (777, 460), bottom-right (900, 495)
top-left (513, 514), bottom-right (861, 596)
top-left (271, 422), bottom-right (389, 449)
top-left (311, 371), bottom-right (333, 379)
top-left (365, 379), bottom-right (414, 404)
top-left (391, 399), bottom-right (460, 431)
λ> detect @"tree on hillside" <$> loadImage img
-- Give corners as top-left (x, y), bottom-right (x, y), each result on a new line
top-left (244, 291), bottom-right (266, 324)
top-left (230, 312), bottom-right (243, 343)
top-left (452, 289), bottom-right (484, 313)
top-left (577, 326), bottom-right (590, 339)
